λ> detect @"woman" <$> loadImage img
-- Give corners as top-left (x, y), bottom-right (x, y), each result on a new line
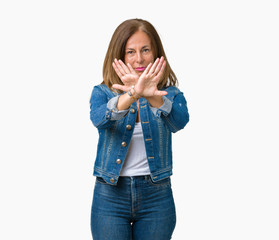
top-left (89, 18), bottom-right (189, 240)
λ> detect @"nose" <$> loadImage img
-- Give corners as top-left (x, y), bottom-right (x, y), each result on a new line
top-left (136, 52), bottom-right (143, 63)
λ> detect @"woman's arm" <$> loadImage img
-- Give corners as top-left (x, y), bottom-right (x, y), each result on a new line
top-left (145, 95), bottom-right (164, 108)
top-left (89, 85), bottom-right (130, 129)
top-left (116, 92), bottom-right (137, 110)
top-left (149, 88), bottom-right (190, 133)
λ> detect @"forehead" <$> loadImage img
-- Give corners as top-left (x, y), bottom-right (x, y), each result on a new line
top-left (126, 30), bottom-right (152, 48)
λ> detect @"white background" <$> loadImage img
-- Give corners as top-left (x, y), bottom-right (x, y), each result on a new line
top-left (0, 0), bottom-right (278, 239)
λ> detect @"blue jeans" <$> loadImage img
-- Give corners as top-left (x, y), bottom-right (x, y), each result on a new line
top-left (90, 175), bottom-right (176, 240)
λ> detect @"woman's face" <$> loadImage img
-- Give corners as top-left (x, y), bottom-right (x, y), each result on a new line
top-left (124, 30), bottom-right (155, 76)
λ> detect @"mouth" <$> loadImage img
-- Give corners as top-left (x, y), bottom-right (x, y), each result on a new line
top-left (135, 67), bottom-right (146, 72)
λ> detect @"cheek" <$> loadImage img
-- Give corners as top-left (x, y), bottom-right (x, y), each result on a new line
top-left (124, 56), bottom-right (133, 65)
top-left (147, 53), bottom-right (155, 63)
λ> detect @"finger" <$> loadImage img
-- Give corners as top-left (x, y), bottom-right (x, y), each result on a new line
top-left (153, 90), bottom-right (168, 96)
top-left (127, 63), bottom-right (137, 74)
top-left (153, 57), bottom-right (165, 75)
top-left (154, 60), bottom-right (166, 80)
top-left (142, 62), bottom-right (152, 76)
top-left (112, 84), bottom-right (130, 92)
top-left (118, 60), bottom-right (130, 74)
top-left (138, 63), bottom-right (152, 81)
top-left (148, 58), bottom-right (160, 75)
top-left (113, 60), bottom-right (124, 76)
top-left (112, 62), bottom-right (124, 78)
top-left (114, 59), bottom-right (126, 76)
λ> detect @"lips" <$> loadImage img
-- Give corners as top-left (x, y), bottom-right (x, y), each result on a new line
top-left (136, 67), bottom-right (146, 71)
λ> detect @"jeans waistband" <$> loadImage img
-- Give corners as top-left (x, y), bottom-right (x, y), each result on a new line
top-left (118, 175), bottom-right (150, 181)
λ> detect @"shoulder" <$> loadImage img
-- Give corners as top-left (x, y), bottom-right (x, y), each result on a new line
top-left (91, 84), bottom-right (118, 98)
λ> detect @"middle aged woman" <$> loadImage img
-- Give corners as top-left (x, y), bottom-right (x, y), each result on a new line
top-left (89, 18), bottom-right (189, 240)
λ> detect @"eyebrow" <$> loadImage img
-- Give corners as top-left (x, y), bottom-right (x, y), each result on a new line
top-left (126, 45), bottom-right (150, 50)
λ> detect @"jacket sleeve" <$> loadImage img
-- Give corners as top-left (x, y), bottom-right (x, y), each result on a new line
top-left (89, 85), bottom-right (129, 129)
top-left (149, 88), bottom-right (190, 133)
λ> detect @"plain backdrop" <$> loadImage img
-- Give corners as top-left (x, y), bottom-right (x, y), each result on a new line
top-left (0, 0), bottom-right (278, 239)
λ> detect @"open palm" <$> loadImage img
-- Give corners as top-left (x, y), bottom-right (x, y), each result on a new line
top-left (112, 59), bottom-right (139, 88)
top-left (134, 57), bottom-right (167, 97)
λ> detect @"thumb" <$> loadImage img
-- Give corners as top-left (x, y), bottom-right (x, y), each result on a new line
top-left (112, 84), bottom-right (130, 92)
top-left (154, 90), bottom-right (168, 96)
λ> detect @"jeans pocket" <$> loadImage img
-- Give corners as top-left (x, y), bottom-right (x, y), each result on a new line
top-left (147, 176), bottom-right (171, 187)
top-left (95, 177), bottom-right (108, 185)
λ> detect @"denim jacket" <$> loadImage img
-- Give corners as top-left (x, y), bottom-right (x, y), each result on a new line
top-left (89, 84), bottom-right (189, 185)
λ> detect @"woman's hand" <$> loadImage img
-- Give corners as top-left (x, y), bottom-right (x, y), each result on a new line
top-left (134, 56), bottom-right (167, 97)
top-left (112, 56), bottom-right (167, 97)
top-left (112, 59), bottom-right (139, 92)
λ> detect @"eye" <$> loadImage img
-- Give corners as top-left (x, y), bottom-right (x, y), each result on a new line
top-left (143, 48), bottom-right (150, 52)
top-left (127, 50), bottom-right (134, 54)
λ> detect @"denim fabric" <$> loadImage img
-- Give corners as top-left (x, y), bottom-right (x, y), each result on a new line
top-left (89, 84), bottom-right (189, 185)
top-left (91, 176), bottom-right (176, 240)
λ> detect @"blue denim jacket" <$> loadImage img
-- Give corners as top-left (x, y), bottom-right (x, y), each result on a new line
top-left (89, 84), bottom-right (189, 185)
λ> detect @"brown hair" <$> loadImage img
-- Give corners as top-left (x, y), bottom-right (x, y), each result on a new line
top-left (102, 18), bottom-right (178, 90)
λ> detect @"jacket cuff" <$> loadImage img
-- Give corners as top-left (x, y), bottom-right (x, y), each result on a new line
top-left (107, 95), bottom-right (129, 120)
top-left (149, 96), bottom-right (172, 118)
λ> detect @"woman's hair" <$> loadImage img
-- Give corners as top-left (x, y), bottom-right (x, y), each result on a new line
top-left (102, 18), bottom-right (178, 90)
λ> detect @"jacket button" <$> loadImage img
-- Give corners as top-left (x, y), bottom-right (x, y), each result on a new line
top-left (110, 178), bottom-right (115, 183)
top-left (121, 142), bottom-right (127, 147)
top-left (130, 108), bottom-right (135, 114)
top-left (116, 159), bottom-right (122, 164)
top-left (126, 124), bottom-right (132, 130)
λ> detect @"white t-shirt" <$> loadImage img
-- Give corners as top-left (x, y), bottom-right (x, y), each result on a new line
top-left (120, 122), bottom-right (151, 176)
